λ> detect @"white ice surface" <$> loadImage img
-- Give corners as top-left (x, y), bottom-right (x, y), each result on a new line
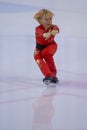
top-left (0, 1), bottom-right (87, 130)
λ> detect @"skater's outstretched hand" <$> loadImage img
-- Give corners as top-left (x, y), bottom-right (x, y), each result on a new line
top-left (51, 30), bottom-right (58, 36)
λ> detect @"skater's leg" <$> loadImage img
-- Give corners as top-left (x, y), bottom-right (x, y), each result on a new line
top-left (41, 43), bottom-right (58, 76)
top-left (34, 48), bottom-right (54, 77)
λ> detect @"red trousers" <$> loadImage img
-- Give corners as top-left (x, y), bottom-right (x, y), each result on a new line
top-left (34, 43), bottom-right (58, 77)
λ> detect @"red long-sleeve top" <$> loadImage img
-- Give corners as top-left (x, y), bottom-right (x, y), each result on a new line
top-left (35, 24), bottom-right (59, 50)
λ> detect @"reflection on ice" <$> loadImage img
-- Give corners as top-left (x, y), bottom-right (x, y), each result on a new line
top-left (32, 87), bottom-right (57, 130)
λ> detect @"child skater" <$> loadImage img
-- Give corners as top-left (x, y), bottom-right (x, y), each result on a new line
top-left (33, 9), bottom-right (60, 85)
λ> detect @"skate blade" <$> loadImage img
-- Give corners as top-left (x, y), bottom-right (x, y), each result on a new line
top-left (43, 80), bottom-right (56, 87)
top-left (43, 80), bottom-right (51, 85)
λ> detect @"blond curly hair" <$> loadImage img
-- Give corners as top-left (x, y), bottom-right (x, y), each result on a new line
top-left (34, 9), bottom-right (54, 22)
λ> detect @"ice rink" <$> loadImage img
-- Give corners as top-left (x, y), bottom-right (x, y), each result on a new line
top-left (0, 0), bottom-right (87, 130)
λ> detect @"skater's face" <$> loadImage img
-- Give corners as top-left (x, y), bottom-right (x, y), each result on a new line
top-left (39, 15), bottom-right (52, 30)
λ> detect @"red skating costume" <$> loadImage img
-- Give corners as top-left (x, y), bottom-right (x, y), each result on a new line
top-left (34, 24), bottom-right (59, 83)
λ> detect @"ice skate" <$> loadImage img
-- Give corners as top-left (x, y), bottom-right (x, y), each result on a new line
top-left (53, 77), bottom-right (59, 84)
top-left (43, 76), bottom-right (54, 85)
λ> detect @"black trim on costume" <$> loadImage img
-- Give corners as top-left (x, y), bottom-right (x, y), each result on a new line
top-left (36, 43), bottom-right (46, 50)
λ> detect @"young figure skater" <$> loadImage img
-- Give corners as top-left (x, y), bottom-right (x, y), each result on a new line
top-left (33, 9), bottom-right (60, 84)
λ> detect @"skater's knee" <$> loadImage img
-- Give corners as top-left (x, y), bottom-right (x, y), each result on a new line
top-left (41, 44), bottom-right (57, 57)
top-left (41, 50), bottom-right (51, 58)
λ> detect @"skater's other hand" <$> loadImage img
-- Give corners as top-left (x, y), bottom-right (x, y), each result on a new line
top-left (34, 48), bottom-right (40, 55)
